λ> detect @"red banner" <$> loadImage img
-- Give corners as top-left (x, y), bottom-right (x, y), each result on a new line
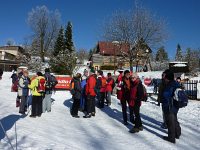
top-left (55, 76), bottom-right (72, 90)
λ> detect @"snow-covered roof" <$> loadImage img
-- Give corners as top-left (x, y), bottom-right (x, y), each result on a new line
top-left (169, 61), bottom-right (188, 64)
top-left (173, 64), bottom-right (187, 67)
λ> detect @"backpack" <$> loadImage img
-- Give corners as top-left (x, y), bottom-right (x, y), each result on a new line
top-left (173, 88), bottom-right (188, 108)
top-left (37, 78), bottom-right (46, 93)
top-left (45, 74), bottom-right (58, 90)
top-left (141, 85), bottom-right (148, 102)
top-left (12, 79), bottom-right (19, 92)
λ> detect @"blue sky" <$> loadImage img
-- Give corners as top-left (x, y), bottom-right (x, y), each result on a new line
top-left (0, 0), bottom-right (199, 60)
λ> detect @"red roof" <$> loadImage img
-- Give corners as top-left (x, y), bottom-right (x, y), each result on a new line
top-left (97, 41), bottom-right (130, 56)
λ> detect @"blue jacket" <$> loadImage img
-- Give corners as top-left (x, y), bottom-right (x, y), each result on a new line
top-left (162, 80), bottom-right (180, 113)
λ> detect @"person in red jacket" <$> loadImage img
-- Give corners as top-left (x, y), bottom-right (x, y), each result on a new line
top-left (84, 72), bottom-right (97, 118)
top-left (121, 70), bottom-right (134, 125)
top-left (129, 73), bottom-right (144, 133)
top-left (97, 70), bottom-right (107, 108)
top-left (106, 73), bottom-right (114, 106)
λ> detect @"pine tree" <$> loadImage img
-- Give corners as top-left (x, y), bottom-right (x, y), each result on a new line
top-left (155, 46), bottom-right (169, 62)
top-left (184, 48), bottom-right (191, 63)
top-left (50, 22), bottom-right (76, 75)
top-left (65, 21), bottom-right (74, 53)
top-left (53, 27), bottom-right (65, 56)
top-left (175, 44), bottom-right (183, 61)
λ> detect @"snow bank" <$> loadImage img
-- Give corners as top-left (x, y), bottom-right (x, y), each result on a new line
top-left (0, 72), bottom-right (200, 150)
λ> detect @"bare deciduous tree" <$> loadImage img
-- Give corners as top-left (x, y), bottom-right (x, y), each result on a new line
top-left (27, 5), bottom-right (61, 62)
top-left (102, 6), bottom-right (168, 71)
top-left (76, 48), bottom-right (89, 64)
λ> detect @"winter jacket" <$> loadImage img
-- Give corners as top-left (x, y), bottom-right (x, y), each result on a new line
top-left (106, 77), bottom-right (114, 92)
top-left (18, 75), bottom-right (30, 97)
top-left (121, 76), bottom-right (131, 101)
top-left (70, 77), bottom-right (82, 99)
top-left (97, 75), bottom-right (107, 93)
top-left (129, 79), bottom-right (143, 107)
top-left (85, 74), bottom-right (97, 96)
top-left (162, 80), bottom-right (180, 113)
top-left (116, 74), bottom-right (123, 100)
top-left (28, 76), bottom-right (45, 96)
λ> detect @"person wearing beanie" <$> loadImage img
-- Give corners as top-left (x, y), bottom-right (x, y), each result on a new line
top-left (70, 73), bottom-right (82, 118)
top-left (161, 69), bottom-right (181, 143)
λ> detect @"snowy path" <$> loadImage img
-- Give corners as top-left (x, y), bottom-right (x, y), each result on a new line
top-left (0, 72), bottom-right (200, 150)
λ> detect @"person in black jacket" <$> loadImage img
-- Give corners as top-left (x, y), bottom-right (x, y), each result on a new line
top-left (162, 70), bottom-right (181, 144)
top-left (70, 73), bottom-right (82, 118)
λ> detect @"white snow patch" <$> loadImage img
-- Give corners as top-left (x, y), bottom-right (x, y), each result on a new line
top-left (0, 71), bottom-right (200, 150)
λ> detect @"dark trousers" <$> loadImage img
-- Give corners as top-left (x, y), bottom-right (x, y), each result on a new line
top-left (99, 92), bottom-right (105, 108)
top-left (133, 103), bottom-right (142, 128)
top-left (71, 98), bottom-right (80, 116)
top-left (165, 112), bottom-right (181, 140)
top-left (121, 99), bottom-right (134, 123)
top-left (19, 96), bottom-right (27, 113)
top-left (86, 95), bottom-right (96, 114)
top-left (31, 96), bottom-right (43, 116)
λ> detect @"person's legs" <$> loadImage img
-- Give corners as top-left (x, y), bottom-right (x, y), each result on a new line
top-left (91, 96), bottom-right (96, 116)
top-left (31, 96), bottom-right (37, 117)
top-left (19, 96), bottom-right (26, 114)
top-left (129, 106), bottom-right (135, 124)
top-left (106, 91), bottom-right (111, 106)
top-left (46, 94), bottom-right (52, 112)
top-left (164, 112), bottom-right (176, 143)
top-left (121, 100), bottom-right (127, 124)
top-left (37, 96), bottom-right (43, 116)
top-left (71, 98), bottom-right (80, 116)
top-left (133, 104), bottom-right (142, 128)
top-left (42, 95), bottom-right (47, 113)
top-left (174, 113), bottom-right (181, 138)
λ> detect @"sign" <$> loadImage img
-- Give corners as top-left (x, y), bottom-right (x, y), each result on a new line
top-left (197, 83), bottom-right (200, 99)
top-left (55, 76), bottom-right (72, 90)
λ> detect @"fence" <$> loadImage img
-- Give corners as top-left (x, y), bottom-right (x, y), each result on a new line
top-left (184, 80), bottom-right (200, 100)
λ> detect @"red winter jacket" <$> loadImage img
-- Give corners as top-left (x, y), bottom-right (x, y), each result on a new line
top-left (85, 74), bottom-right (97, 96)
top-left (106, 77), bottom-right (114, 92)
top-left (116, 74), bottom-right (123, 100)
top-left (129, 79), bottom-right (143, 107)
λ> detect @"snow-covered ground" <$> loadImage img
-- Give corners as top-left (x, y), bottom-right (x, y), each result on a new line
top-left (0, 72), bottom-right (200, 150)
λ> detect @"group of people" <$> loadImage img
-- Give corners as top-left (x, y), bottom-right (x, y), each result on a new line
top-left (70, 68), bottom-right (183, 144)
top-left (11, 68), bottom-right (58, 118)
top-left (70, 69), bottom-right (115, 118)
top-left (1, 66), bottom-right (183, 144)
